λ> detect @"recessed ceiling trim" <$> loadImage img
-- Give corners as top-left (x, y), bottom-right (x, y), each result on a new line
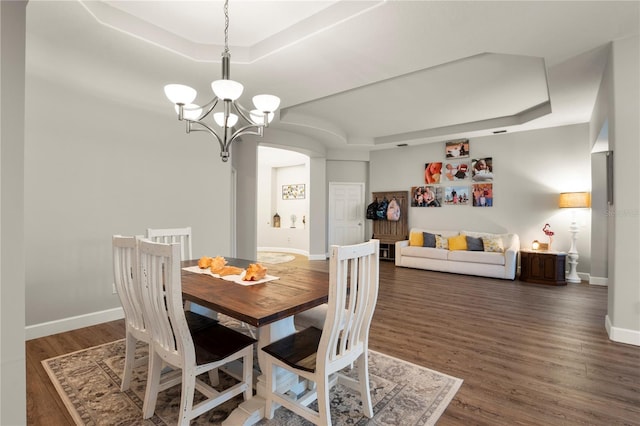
top-left (249, 1), bottom-right (385, 63)
top-left (79, 0), bottom-right (385, 64)
top-left (374, 100), bottom-right (552, 145)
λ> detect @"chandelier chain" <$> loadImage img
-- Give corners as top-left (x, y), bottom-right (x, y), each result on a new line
top-left (223, 0), bottom-right (229, 53)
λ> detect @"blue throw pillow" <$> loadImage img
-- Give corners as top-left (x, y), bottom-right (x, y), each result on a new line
top-left (423, 232), bottom-right (437, 248)
top-left (466, 236), bottom-right (484, 251)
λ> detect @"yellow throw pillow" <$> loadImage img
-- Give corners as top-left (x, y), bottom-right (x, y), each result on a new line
top-left (448, 234), bottom-right (468, 251)
top-left (435, 234), bottom-right (449, 250)
top-left (409, 232), bottom-right (424, 247)
top-left (482, 236), bottom-right (504, 253)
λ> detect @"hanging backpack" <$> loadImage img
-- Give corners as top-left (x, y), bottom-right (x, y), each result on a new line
top-left (376, 198), bottom-right (389, 220)
top-left (366, 199), bottom-right (379, 220)
top-left (387, 198), bottom-right (401, 221)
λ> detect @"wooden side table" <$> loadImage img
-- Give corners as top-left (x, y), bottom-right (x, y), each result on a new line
top-left (520, 250), bottom-right (567, 286)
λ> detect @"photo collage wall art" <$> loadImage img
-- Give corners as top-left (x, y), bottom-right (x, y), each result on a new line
top-left (411, 139), bottom-right (494, 207)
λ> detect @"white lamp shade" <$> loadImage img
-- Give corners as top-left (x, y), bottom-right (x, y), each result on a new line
top-left (164, 84), bottom-right (197, 104)
top-left (211, 79), bottom-right (244, 100)
top-left (250, 110), bottom-right (275, 124)
top-left (214, 112), bottom-right (239, 128)
top-left (253, 94), bottom-right (281, 112)
top-left (175, 104), bottom-right (202, 120)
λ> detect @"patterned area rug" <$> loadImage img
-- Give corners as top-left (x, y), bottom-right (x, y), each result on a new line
top-left (256, 252), bottom-right (296, 264)
top-left (43, 318), bottom-right (462, 425)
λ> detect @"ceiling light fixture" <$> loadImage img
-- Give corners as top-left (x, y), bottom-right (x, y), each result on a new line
top-left (163, 0), bottom-right (280, 162)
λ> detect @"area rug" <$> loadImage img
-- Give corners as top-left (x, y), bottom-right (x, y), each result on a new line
top-left (257, 252), bottom-right (296, 264)
top-left (43, 319), bottom-right (462, 425)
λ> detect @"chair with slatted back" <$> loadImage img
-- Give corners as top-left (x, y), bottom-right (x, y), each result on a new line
top-left (261, 239), bottom-right (380, 426)
top-left (146, 227), bottom-right (193, 261)
top-left (137, 239), bottom-right (256, 425)
top-left (113, 235), bottom-right (219, 393)
top-left (113, 235), bottom-right (151, 391)
top-left (146, 226), bottom-right (256, 336)
top-left (146, 227), bottom-right (203, 314)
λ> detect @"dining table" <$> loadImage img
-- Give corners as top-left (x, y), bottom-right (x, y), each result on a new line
top-left (181, 257), bottom-right (329, 426)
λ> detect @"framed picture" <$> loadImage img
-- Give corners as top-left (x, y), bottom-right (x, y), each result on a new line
top-left (412, 185), bottom-right (442, 207)
top-left (445, 139), bottom-right (470, 158)
top-left (282, 184), bottom-right (305, 200)
top-left (471, 157), bottom-right (493, 182)
top-left (444, 186), bottom-right (470, 205)
top-left (443, 161), bottom-right (470, 181)
top-left (424, 162), bottom-right (443, 184)
top-left (472, 183), bottom-right (493, 207)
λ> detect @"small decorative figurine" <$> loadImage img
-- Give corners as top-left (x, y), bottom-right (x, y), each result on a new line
top-left (302, 215), bottom-right (306, 228)
top-left (542, 223), bottom-right (554, 250)
top-left (273, 212), bottom-right (280, 228)
top-left (291, 214), bottom-right (297, 228)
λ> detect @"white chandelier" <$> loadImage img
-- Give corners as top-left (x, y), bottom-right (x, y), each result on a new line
top-left (163, 0), bottom-right (280, 162)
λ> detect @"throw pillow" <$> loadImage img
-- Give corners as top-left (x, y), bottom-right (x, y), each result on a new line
top-left (435, 234), bottom-right (449, 250)
top-left (423, 232), bottom-right (437, 248)
top-left (409, 232), bottom-right (424, 247)
top-left (448, 234), bottom-right (468, 251)
top-left (482, 236), bottom-right (504, 253)
top-left (466, 236), bottom-right (484, 251)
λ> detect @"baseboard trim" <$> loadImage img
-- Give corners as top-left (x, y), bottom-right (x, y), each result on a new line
top-left (25, 307), bottom-right (124, 341)
top-left (605, 315), bottom-right (640, 346)
top-left (589, 276), bottom-right (608, 286)
top-left (308, 253), bottom-right (328, 261)
top-left (257, 247), bottom-right (309, 257)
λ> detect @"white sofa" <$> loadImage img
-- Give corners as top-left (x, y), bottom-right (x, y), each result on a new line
top-left (395, 228), bottom-right (520, 280)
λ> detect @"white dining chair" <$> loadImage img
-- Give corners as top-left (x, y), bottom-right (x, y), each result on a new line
top-left (146, 226), bottom-right (205, 315)
top-left (261, 239), bottom-right (380, 426)
top-left (137, 239), bottom-right (256, 425)
top-left (113, 235), bottom-right (154, 391)
top-left (113, 235), bottom-right (220, 393)
top-left (146, 226), bottom-right (192, 261)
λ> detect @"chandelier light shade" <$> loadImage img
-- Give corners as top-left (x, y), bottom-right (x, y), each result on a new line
top-left (558, 191), bottom-right (591, 283)
top-left (164, 84), bottom-right (197, 105)
top-left (253, 94), bottom-right (281, 112)
top-left (211, 79), bottom-right (244, 101)
top-left (164, 0), bottom-right (280, 162)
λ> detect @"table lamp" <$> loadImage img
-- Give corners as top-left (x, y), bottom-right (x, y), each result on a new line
top-left (559, 192), bottom-right (591, 283)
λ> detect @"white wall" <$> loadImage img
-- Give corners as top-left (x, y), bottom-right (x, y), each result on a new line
top-left (370, 124), bottom-right (593, 274)
top-left (233, 137), bottom-right (258, 260)
top-left (0, 1), bottom-right (27, 423)
top-left (24, 73), bottom-right (232, 326)
top-left (606, 35), bottom-right (640, 345)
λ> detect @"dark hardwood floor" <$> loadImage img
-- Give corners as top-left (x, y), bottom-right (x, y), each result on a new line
top-left (27, 255), bottom-right (640, 425)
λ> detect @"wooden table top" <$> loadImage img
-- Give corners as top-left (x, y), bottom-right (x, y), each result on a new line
top-left (181, 258), bottom-right (329, 328)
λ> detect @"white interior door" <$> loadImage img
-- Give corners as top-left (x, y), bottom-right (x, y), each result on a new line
top-left (329, 182), bottom-right (365, 247)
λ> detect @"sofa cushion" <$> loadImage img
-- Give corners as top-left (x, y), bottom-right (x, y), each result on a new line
top-left (435, 234), bottom-right (449, 250)
top-left (400, 246), bottom-right (449, 260)
top-left (448, 234), bottom-right (468, 251)
top-left (447, 250), bottom-right (506, 265)
top-left (482, 236), bottom-right (504, 253)
top-left (423, 232), bottom-right (437, 248)
top-left (466, 236), bottom-right (484, 251)
top-left (409, 231), bottom-right (424, 247)
top-left (462, 230), bottom-right (512, 252)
